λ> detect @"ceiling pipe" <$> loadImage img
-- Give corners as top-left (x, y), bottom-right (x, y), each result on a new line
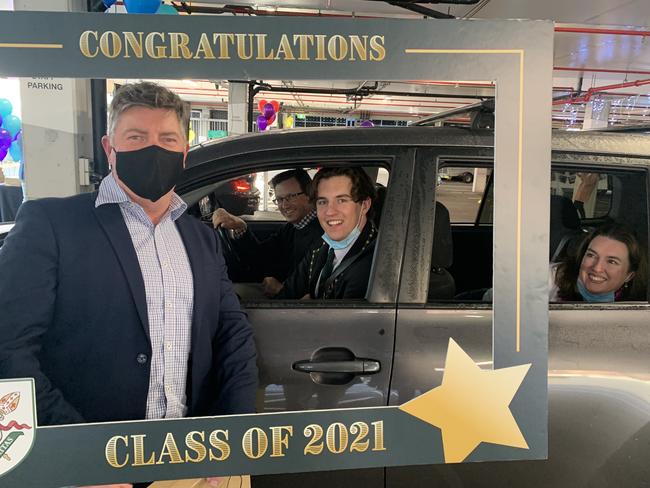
top-left (251, 83), bottom-right (489, 100)
top-left (555, 66), bottom-right (650, 76)
top-left (552, 78), bottom-right (650, 105)
top-left (462, 0), bottom-right (490, 18)
top-left (162, 2), bottom-right (381, 18)
top-left (555, 26), bottom-right (650, 37)
top-left (386, 2), bottom-right (454, 18)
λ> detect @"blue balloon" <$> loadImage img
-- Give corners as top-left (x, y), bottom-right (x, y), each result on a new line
top-left (2, 115), bottom-right (20, 137)
top-left (103, 0), bottom-right (117, 6)
top-left (0, 99), bottom-right (11, 118)
top-left (123, 0), bottom-right (161, 14)
top-left (157, 4), bottom-right (178, 14)
top-left (9, 139), bottom-right (21, 162)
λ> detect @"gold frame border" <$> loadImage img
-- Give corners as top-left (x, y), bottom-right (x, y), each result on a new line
top-left (405, 49), bottom-right (525, 352)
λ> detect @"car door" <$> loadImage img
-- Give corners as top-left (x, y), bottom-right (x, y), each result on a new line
top-left (181, 144), bottom-right (417, 488)
top-left (387, 147), bottom-right (650, 487)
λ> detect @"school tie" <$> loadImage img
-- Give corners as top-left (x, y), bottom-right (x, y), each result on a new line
top-left (318, 247), bottom-right (336, 297)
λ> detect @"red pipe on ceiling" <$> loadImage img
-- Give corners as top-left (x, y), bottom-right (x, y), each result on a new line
top-left (555, 26), bottom-right (650, 37)
top-left (555, 66), bottom-right (650, 76)
top-left (552, 78), bottom-right (650, 105)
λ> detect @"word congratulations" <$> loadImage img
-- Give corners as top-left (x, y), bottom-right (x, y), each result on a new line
top-left (79, 31), bottom-right (386, 62)
top-left (105, 420), bottom-right (386, 468)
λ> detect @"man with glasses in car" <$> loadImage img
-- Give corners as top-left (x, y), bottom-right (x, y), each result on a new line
top-left (275, 166), bottom-right (377, 300)
top-left (212, 168), bottom-right (322, 297)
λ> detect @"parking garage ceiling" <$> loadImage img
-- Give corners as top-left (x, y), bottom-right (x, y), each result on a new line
top-left (114, 0), bottom-right (650, 129)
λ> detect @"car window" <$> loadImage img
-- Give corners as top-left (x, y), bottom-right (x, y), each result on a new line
top-left (477, 169), bottom-right (615, 226)
top-left (247, 167), bottom-right (389, 222)
top-left (194, 173), bottom-right (260, 222)
top-left (436, 165), bottom-right (492, 224)
top-left (187, 164), bottom-right (391, 302)
top-left (429, 162), bottom-right (649, 304)
top-left (550, 170), bottom-right (612, 219)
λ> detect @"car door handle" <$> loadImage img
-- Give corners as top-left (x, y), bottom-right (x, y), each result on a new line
top-left (292, 358), bottom-right (381, 375)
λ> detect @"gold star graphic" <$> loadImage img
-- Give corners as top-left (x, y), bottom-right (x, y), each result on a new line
top-left (399, 338), bottom-right (531, 463)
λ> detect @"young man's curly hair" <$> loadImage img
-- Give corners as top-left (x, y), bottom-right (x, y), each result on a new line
top-left (309, 167), bottom-right (376, 203)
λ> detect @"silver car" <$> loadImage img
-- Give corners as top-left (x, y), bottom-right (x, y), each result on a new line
top-left (185, 126), bottom-right (650, 487)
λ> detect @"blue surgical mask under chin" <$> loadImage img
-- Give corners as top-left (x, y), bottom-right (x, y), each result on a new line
top-left (577, 278), bottom-right (615, 303)
top-left (322, 225), bottom-right (360, 250)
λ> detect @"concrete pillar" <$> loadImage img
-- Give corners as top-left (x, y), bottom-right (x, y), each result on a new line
top-left (582, 99), bottom-right (610, 130)
top-left (228, 82), bottom-right (249, 136)
top-left (15, 0), bottom-right (94, 199)
top-left (472, 168), bottom-right (489, 194)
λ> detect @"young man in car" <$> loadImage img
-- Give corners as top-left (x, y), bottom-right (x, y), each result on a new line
top-left (212, 168), bottom-right (322, 297)
top-left (275, 166), bottom-right (378, 300)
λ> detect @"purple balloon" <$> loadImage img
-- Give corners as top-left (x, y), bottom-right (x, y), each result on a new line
top-left (263, 102), bottom-right (275, 120)
top-left (360, 120), bottom-right (375, 127)
top-left (13, 130), bottom-right (20, 142)
top-left (0, 147), bottom-right (7, 161)
top-left (0, 128), bottom-right (11, 150)
top-left (257, 114), bottom-right (268, 131)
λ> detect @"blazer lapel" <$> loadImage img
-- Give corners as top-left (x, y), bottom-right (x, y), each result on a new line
top-left (309, 244), bottom-right (329, 297)
top-left (92, 201), bottom-right (150, 341)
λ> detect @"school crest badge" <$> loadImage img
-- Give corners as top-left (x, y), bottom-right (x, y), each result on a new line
top-left (0, 379), bottom-right (35, 476)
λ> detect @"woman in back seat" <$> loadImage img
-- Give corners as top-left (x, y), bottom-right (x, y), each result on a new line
top-left (550, 222), bottom-right (646, 302)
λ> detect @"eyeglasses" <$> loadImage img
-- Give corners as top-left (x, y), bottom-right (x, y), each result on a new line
top-left (273, 191), bottom-right (304, 205)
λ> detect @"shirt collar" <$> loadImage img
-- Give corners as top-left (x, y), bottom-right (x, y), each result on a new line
top-left (95, 173), bottom-right (187, 221)
top-left (293, 209), bottom-right (317, 230)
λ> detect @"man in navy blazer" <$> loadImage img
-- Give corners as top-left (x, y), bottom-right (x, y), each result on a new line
top-left (0, 82), bottom-right (258, 428)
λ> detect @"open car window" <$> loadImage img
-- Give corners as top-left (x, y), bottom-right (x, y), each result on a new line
top-left (187, 164), bottom-right (391, 303)
top-left (427, 160), bottom-right (649, 304)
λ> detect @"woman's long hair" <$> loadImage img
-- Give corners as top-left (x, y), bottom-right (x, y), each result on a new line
top-left (555, 222), bottom-right (647, 301)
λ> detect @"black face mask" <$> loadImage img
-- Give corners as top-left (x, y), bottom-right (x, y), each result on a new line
top-left (114, 145), bottom-right (185, 202)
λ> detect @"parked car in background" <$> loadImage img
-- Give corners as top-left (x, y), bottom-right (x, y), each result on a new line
top-left (186, 172), bottom-right (260, 221)
top-left (439, 166), bottom-right (474, 183)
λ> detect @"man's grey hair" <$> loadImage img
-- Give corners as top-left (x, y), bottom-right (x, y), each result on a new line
top-left (108, 81), bottom-right (190, 140)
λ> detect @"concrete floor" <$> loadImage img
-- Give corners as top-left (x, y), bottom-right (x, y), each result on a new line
top-left (435, 181), bottom-right (484, 223)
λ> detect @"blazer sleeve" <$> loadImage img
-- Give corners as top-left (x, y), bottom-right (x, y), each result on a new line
top-left (338, 257), bottom-right (373, 300)
top-left (212, 235), bottom-right (259, 414)
top-left (0, 201), bottom-right (85, 424)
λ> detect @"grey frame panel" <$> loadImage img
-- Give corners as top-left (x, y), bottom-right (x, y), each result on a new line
top-left (0, 11), bottom-right (553, 463)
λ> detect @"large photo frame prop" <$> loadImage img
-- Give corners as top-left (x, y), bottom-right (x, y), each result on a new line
top-left (0, 11), bottom-right (552, 486)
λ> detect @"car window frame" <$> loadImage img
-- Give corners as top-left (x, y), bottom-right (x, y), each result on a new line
top-left (179, 145), bottom-right (418, 306)
top-left (436, 155), bottom-right (495, 227)
top-left (418, 155), bottom-right (650, 309)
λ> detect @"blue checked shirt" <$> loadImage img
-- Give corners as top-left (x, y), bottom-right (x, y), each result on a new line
top-left (96, 174), bottom-right (194, 419)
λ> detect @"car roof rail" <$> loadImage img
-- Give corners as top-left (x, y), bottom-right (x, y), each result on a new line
top-left (411, 98), bottom-right (495, 128)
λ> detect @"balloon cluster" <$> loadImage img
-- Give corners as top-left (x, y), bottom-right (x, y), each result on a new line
top-left (0, 99), bottom-right (22, 163)
top-left (256, 100), bottom-right (279, 132)
top-left (104, 0), bottom-right (178, 14)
